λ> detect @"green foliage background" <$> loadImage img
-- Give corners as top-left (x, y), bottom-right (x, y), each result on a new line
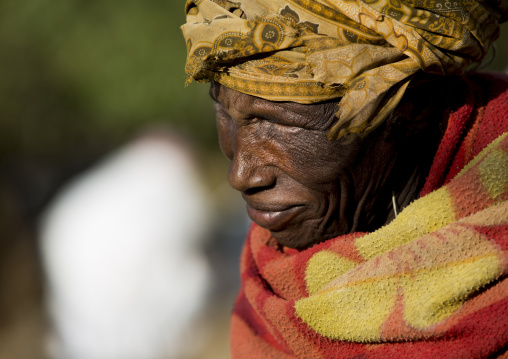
top-left (0, 0), bottom-right (216, 162)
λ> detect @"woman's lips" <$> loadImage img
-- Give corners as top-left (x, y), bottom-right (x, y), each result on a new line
top-left (246, 202), bottom-right (304, 231)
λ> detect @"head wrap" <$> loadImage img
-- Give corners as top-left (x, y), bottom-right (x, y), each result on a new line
top-left (181, 0), bottom-right (507, 139)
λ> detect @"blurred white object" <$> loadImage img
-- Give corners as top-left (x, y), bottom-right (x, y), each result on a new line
top-left (40, 132), bottom-right (211, 359)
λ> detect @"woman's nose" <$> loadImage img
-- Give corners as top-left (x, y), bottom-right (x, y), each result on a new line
top-left (227, 131), bottom-right (275, 194)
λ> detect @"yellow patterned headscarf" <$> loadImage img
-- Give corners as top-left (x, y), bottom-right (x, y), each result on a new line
top-left (181, 0), bottom-right (507, 138)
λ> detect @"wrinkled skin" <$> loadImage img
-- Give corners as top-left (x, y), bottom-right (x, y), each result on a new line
top-left (211, 80), bottom-right (448, 249)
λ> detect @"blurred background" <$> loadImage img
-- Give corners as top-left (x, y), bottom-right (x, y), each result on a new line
top-left (0, 0), bottom-right (506, 358)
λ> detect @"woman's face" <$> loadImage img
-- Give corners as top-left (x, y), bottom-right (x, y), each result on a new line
top-left (210, 82), bottom-right (389, 249)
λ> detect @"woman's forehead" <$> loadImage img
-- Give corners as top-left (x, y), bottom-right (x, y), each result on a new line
top-left (211, 81), bottom-right (339, 121)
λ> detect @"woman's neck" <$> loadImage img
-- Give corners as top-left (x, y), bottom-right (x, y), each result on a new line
top-left (351, 78), bottom-right (452, 232)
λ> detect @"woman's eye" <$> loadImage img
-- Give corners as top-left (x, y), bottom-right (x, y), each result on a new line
top-left (213, 101), bottom-right (224, 114)
top-left (213, 101), bottom-right (306, 134)
top-left (214, 102), bottom-right (230, 120)
top-left (258, 116), bottom-right (304, 135)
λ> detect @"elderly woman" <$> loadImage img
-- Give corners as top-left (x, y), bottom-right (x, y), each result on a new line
top-left (181, 0), bottom-right (508, 358)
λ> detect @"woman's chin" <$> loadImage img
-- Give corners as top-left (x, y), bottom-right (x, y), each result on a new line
top-left (269, 227), bottom-right (327, 250)
top-left (267, 220), bottom-right (349, 249)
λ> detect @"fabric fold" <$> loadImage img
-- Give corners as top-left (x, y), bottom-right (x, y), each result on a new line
top-left (181, 0), bottom-right (507, 139)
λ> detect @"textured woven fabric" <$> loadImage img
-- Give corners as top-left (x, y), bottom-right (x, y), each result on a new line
top-left (230, 73), bottom-right (508, 358)
top-left (181, 0), bottom-right (507, 138)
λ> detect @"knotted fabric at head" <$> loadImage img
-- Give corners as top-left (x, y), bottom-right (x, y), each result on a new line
top-left (181, 0), bottom-right (508, 139)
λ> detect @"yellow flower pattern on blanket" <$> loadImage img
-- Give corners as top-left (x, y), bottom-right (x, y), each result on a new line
top-left (296, 133), bottom-right (508, 341)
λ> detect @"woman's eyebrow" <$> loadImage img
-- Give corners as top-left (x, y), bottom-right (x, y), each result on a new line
top-left (208, 86), bottom-right (218, 101)
top-left (209, 82), bottom-right (223, 103)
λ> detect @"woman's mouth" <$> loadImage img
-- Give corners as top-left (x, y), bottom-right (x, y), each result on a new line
top-left (246, 202), bottom-right (304, 231)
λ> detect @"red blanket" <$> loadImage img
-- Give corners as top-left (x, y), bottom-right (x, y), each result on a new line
top-left (231, 73), bottom-right (508, 358)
